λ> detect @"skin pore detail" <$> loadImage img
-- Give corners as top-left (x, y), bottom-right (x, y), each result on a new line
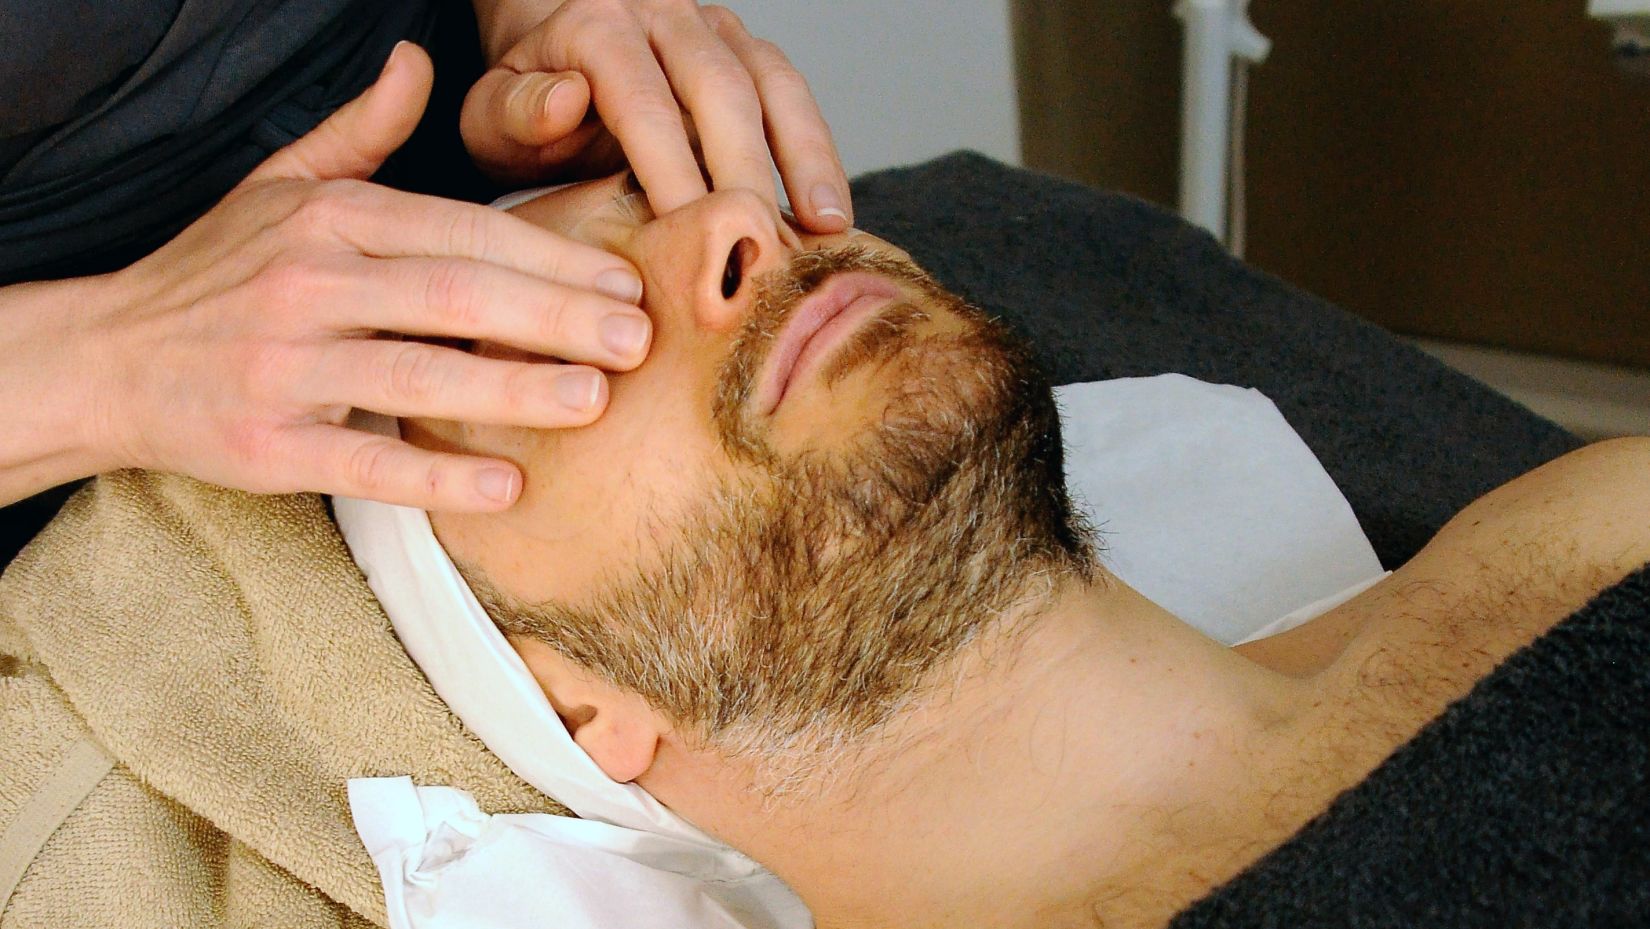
top-left (408, 174), bottom-right (1650, 929)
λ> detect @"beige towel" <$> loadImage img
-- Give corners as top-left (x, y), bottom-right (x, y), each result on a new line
top-left (0, 472), bottom-right (570, 927)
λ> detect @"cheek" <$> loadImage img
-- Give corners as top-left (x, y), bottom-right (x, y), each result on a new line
top-left (502, 392), bottom-right (731, 604)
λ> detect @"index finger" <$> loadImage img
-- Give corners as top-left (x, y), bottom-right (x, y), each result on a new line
top-left (508, 17), bottom-right (707, 215)
top-left (320, 182), bottom-right (644, 302)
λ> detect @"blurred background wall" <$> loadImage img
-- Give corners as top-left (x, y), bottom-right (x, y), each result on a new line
top-left (720, 0), bottom-right (1021, 176)
top-left (723, 1), bottom-right (1647, 436)
top-left (1014, 1), bottom-right (1650, 372)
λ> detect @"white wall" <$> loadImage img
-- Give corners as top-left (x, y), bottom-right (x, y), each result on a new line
top-left (719, 0), bottom-right (1021, 178)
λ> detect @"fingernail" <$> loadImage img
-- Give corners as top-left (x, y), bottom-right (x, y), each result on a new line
top-left (594, 268), bottom-right (644, 303)
top-left (599, 313), bottom-right (651, 356)
top-left (539, 77), bottom-right (570, 117)
top-left (810, 183), bottom-right (849, 224)
top-left (556, 370), bottom-right (602, 410)
top-left (476, 467), bottom-right (518, 504)
top-left (382, 41), bottom-right (415, 77)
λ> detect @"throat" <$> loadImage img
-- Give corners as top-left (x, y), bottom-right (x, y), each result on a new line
top-left (665, 576), bottom-right (1339, 929)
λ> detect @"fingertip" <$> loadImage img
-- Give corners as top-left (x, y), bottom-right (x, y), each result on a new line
top-left (379, 40), bottom-right (433, 88)
top-left (806, 182), bottom-right (852, 232)
top-left (495, 70), bottom-right (590, 149)
top-left (594, 267), bottom-right (645, 304)
top-left (555, 366), bottom-right (609, 418)
top-left (474, 464), bottom-right (523, 508)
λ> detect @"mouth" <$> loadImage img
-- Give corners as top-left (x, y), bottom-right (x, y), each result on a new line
top-left (757, 272), bottom-right (900, 414)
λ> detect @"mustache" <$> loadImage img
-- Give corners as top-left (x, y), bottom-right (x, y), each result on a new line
top-left (712, 245), bottom-right (946, 460)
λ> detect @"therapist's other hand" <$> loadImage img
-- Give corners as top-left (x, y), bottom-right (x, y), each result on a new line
top-left (85, 43), bottom-right (649, 512)
top-left (460, 0), bottom-right (852, 233)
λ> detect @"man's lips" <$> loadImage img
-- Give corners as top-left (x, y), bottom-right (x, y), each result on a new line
top-left (757, 272), bottom-right (900, 414)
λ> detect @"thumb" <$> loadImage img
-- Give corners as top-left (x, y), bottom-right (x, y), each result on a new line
top-left (245, 41), bottom-right (435, 185)
top-left (460, 67), bottom-right (596, 182)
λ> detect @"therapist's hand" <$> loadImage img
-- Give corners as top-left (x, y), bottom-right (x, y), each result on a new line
top-left (461, 0), bottom-right (852, 233)
top-left (82, 43), bottom-right (649, 512)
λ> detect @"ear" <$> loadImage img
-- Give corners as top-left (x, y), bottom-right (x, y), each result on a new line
top-left (510, 636), bottom-right (668, 783)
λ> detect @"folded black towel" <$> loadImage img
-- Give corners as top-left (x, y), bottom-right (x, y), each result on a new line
top-left (1173, 561), bottom-right (1650, 928)
top-left (850, 152), bottom-right (1582, 568)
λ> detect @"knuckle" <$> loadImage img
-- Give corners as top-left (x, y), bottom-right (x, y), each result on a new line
top-left (422, 462), bottom-right (447, 501)
top-left (422, 262), bottom-right (481, 328)
top-left (537, 292), bottom-right (575, 344)
top-left (286, 186), bottom-right (352, 238)
top-left (612, 87), bottom-right (684, 129)
top-left (442, 207), bottom-right (493, 260)
top-left (498, 364), bottom-right (542, 419)
top-left (241, 342), bottom-right (297, 402)
top-left (762, 56), bottom-right (813, 97)
top-left (700, 5), bottom-right (742, 32)
top-left (344, 441), bottom-right (399, 494)
top-left (567, 0), bottom-right (624, 27)
top-left (750, 37), bottom-right (788, 64)
top-left (221, 419), bottom-right (283, 475)
top-left (792, 134), bottom-right (841, 168)
top-left (254, 258), bottom-right (321, 308)
top-left (386, 344), bottom-right (444, 405)
top-left (701, 63), bottom-right (759, 109)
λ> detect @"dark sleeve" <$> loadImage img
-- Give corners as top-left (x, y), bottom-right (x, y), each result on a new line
top-left (0, 0), bottom-right (454, 287)
top-left (849, 153), bottom-right (1584, 568)
top-left (0, 2), bottom-right (179, 173)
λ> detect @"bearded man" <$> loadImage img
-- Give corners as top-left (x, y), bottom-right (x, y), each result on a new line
top-left (2, 167), bottom-right (1647, 929)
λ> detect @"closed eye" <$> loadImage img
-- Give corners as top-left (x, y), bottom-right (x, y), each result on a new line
top-left (612, 170), bottom-right (652, 223)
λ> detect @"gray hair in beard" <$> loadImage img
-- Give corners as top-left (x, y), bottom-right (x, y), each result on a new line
top-left (465, 247), bottom-right (1099, 796)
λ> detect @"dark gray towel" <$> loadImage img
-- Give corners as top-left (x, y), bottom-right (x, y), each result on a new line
top-left (1173, 562), bottom-right (1650, 928)
top-left (850, 152), bottom-right (1582, 568)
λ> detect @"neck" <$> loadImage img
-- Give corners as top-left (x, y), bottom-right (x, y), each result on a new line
top-left (640, 576), bottom-right (1332, 929)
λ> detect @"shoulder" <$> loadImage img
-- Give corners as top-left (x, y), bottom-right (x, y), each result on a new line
top-left (1238, 439), bottom-right (1650, 677)
top-left (1333, 438), bottom-right (1649, 700)
top-left (1424, 437), bottom-right (1650, 592)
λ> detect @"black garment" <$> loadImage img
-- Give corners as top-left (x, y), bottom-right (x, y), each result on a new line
top-left (0, 0), bottom-right (437, 284)
top-left (0, 0), bottom-right (498, 568)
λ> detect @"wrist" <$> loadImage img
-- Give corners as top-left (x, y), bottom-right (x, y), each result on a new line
top-left (472, 0), bottom-right (565, 65)
top-left (0, 275), bottom-right (129, 505)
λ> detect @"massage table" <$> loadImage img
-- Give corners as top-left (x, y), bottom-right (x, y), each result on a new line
top-left (852, 152), bottom-right (1648, 927)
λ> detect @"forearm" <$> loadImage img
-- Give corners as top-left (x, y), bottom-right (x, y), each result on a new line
top-left (0, 277), bottom-right (121, 506)
top-left (470, 0), bottom-right (567, 63)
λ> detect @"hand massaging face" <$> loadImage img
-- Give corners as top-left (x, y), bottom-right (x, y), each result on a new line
top-left (413, 174), bottom-right (1099, 784)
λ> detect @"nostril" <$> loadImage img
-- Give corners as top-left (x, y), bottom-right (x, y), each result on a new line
top-left (721, 237), bottom-right (757, 300)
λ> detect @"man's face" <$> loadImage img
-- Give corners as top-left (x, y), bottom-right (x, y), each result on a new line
top-left (427, 175), bottom-right (1093, 772)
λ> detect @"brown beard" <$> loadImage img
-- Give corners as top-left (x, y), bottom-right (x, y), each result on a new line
top-left (469, 247), bottom-right (1098, 792)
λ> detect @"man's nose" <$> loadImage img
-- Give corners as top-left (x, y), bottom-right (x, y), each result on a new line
top-left (637, 189), bottom-right (802, 334)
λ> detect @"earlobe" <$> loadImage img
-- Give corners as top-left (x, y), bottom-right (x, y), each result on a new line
top-left (508, 634), bottom-right (667, 783)
top-left (573, 713), bottom-right (662, 784)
